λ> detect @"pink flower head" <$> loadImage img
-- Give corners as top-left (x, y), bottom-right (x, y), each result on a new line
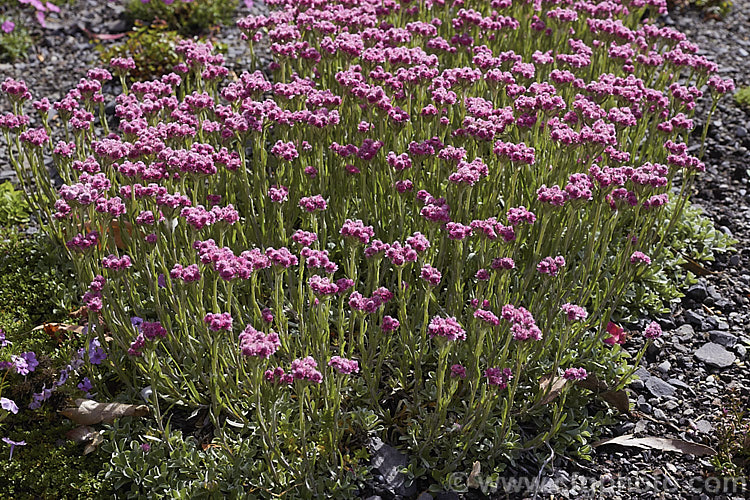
top-left (340, 219), bottom-right (375, 244)
top-left (485, 367), bottom-right (512, 388)
top-left (261, 308), bottom-right (274, 323)
top-left (204, 312), bottom-right (233, 332)
top-left (560, 303), bottom-right (588, 322)
top-left (239, 326), bottom-right (280, 358)
top-left (644, 321), bottom-right (662, 340)
top-left (491, 257), bottom-right (515, 270)
top-left (328, 356), bottom-right (359, 375)
top-left (265, 247), bottom-right (299, 268)
top-left (630, 251), bottom-right (651, 265)
top-left (290, 356), bottom-right (322, 383)
top-left (507, 206), bottom-right (536, 226)
top-left (537, 256), bottom-right (566, 277)
top-left (563, 367), bottom-right (588, 381)
top-left (268, 185), bottom-right (289, 202)
top-left (428, 316), bottom-right (466, 342)
top-left (473, 308), bottom-right (499, 326)
top-left (451, 364), bottom-right (467, 379)
top-left (420, 265), bottom-right (442, 286)
top-left (501, 304), bottom-right (542, 341)
top-left (381, 315), bottom-right (400, 332)
top-left (292, 230), bottom-right (318, 246)
top-left (299, 195), bottom-right (327, 212)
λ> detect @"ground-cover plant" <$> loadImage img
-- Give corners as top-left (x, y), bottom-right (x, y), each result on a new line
top-left (0, 15), bottom-right (32, 62)
top-left (97, 20), bottom-right (186, 82)
top-left (2, 0), bottom-right (735, 495)
top-left (620, 199), bottom-right (735, 319)
top-left (125, 0), bottom-right (239, 35)
top-left (735, 85), bottom-right (750, 110)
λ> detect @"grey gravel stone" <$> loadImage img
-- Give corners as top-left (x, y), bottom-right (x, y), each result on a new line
top-left (645, 377), bottom-right (676, 398)
top-left (709, 330), bottom-right (738, 347)
top-left (695, 420), bottom-right (713, 434)
top-left (694, 342), bottom-right (736, 368)
top-left (736, 344), bottom-right (747, 359)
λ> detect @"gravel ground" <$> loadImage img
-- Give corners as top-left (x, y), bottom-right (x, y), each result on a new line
top-left (0, 2), bottom-right (749, 499)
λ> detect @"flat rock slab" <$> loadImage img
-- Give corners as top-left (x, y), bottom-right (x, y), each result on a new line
top-left (646, 377), bottom-right (677, 398)
top-left (694, 342), bottom-right (736, 368)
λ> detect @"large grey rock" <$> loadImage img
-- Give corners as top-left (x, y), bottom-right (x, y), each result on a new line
top-left (368, 438), bottom-right (416, 497)
top-left (694, 342), bottom-right (736, 368)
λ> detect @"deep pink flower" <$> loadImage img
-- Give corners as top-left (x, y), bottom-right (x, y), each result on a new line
top-left (485, 367), bottom-right (512, 388)
top-left (563, 368), bottom-right (588, 381)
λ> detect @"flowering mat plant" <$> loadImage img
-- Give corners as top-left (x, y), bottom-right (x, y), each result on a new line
top-left (0, 0), bottom-right (735, 496)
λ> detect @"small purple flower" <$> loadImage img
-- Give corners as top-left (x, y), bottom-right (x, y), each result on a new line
top-left (204, 312), bottom-right (233, 332)
top-left (141, 443), bottom-right (151, 452)
top-left (563, 367), bottom-right (588, 381)
top-left (450, 364), bottom-right (466, 379)
top-left (485, 367), bottom-right (513, 388)
top-left (630, 251), bottom-right (651, 265)
top-left (1, 397), bottom-right (18, 414)
top-left (381, 315), bottom-right (400, 332)
top-left (1, 21), bottom-right (14, 34)
top-left (21, 352), bottom-right (38, 373)
top-left (560, 303), bottom-right (588, 322)
top-left (644, 321), bottom-right (662, 340)
top-left (2, 437), bottom-right (26, 460)
top-left (328, 356), bottom-right (359, 375)
top-left (77, 377), bottom-right (93, 395)
top-left (0, 328), bottom-right (9, 347)
top-left (88, 338), bottom-right (107, 364)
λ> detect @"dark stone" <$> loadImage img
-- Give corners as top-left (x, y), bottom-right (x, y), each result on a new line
top-left (683, 310), bottom-right (704, 329)
top-left (686, 283), bottom-right (708, 301)
top-left (368, 438), bottom-right (416, 497)
top-left (694, 343), bottom-right (736, 368)
top-left (637, 395), bottom-right (652, 413)
top-left (435, 493), bottom-right (460, 500)
top-left (709, 330), bottom-right (738, 347)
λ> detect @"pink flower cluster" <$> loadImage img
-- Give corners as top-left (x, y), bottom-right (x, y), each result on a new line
top-left (239, 326), bottom-right (280, 358)
top-left (328, 356), bottom-right (359, 375)
top-left (501, 305), bottom-right (542, 341)
top-left (428, 316), bottom-right (466, 342)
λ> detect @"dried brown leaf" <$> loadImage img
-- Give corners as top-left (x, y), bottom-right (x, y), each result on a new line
top-left (575, 374), bottom-right (630, 413)
top-left (593, 434), bottom-right (716, 456)
top-left (65, 425), bottom-right (98, 443)
top-left (60, 399), bottom-right (149, 425)
top-left (601, 389), bottom-right (630, 414)
top-left (83, 433), bottom-right (104, 455)
top-left (467, 461), bottom-right (481, 489)
top-left (680, 256), bottom-right (714, 276)
top-left (575, 373), bottom-right (607, 392)
top-left (539, 374), bottom-right (568, 406)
